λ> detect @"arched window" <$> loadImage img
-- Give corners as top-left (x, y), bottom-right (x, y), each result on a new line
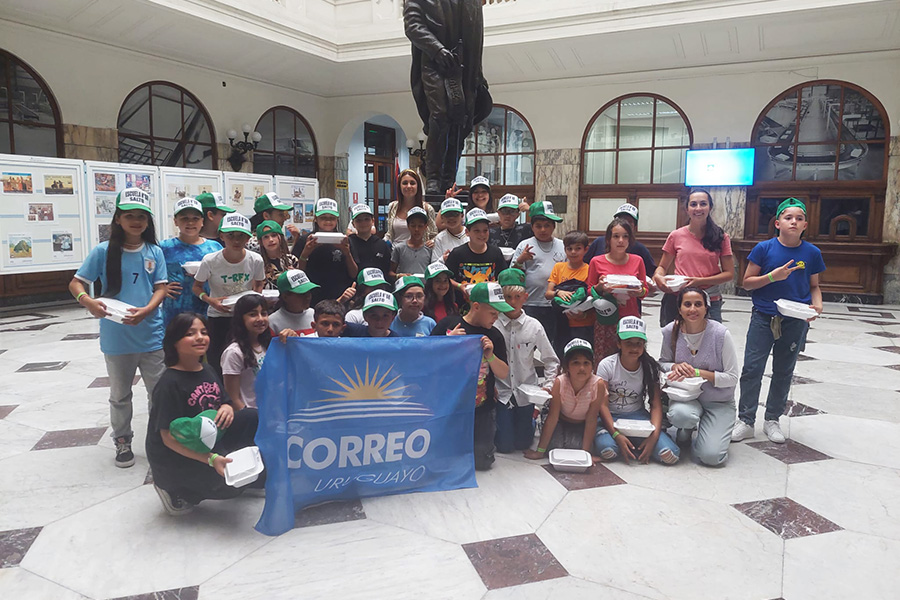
top-left (117, 82), bottom-right (217, 169)
top-left (253, 106), bottom-right (318, 178)
top-left (579, 94), bottom-right (692, 236)
top-left (0, 49), bottom-right (63, 157)
top-left (456, 104), bottom-right (536, 197)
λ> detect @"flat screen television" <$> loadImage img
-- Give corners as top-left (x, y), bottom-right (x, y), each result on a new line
top-left (684, 148), bottom-right (755, 186)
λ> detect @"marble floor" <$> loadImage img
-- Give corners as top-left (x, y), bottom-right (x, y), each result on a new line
top-left (2, 296), bottom-right (900, 599)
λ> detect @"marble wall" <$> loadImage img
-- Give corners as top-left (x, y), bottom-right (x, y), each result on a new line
top-left (333, 154), bottom-right (350, 225)
top-left (882, 136), bottom-right (900, 304)
top-left (62, 125), bottom-right (117, 162)
top-left (535, 149), bottom-right (581, 236)
top-left (708, 186), bottom-right (746, 295)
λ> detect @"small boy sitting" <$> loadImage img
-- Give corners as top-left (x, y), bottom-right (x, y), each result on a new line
top-left (392, 276), bottom-right (436, 337)
top-left (494, 268), bottom-right (559, 454)
top-left (305, 299), bottom-right (347, 338)
top-left (270, 270), bottom-right (320, 337)
top-left (390, 207), bottom-right (433, 279)
top-left (432, 198), bottom-right (468, 262)
top-left (343, 290), bottom-right (400, 338)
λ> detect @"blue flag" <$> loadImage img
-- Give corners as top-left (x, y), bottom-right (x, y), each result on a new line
top-left (254, 335), bottom-right (482, 536)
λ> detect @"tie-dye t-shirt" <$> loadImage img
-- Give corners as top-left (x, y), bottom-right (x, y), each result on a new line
top-left (159, 237), bottom-right (222, 326)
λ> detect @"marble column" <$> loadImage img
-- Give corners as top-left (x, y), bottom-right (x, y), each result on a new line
top-left (318, 155), bottom-right (337, 200)
top-left (534, 149), bottom-right (581, 236)
top-left (707, 186), bottom-right (747, 294)
top-left (882, 136), bottom-right (900, 304)
top-left (333, 154), bottom-right (350, 226)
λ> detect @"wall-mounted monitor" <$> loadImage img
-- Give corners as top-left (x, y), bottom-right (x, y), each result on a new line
top-left (684, 148), bottom-right (755, 186)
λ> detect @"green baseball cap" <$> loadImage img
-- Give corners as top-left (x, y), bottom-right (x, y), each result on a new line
top-left (465, 208), bottom-right (490, 227)
top-left (497, 194), bottom-right (520, 211)
top-left (116, 188), bottom-right (152, 214)
top-left (357, 267), bottom-right (388, 287)
top-left (254, 192), bottom-right (290, 214)
top-left (529, 200), bottom-right (562, 223)
top-left (196, 192), bottom-right (235, 213)
top-left (169, 409), bottom-right (224, 453)
top-left (277, 269), bottom-right (320, 295)
top-left (440, 198), bottom-right (464, 215)
top-left (563, 337), bottom-right (593, 358)
top-left (218, 213), bottom-right (252, 235)
top-left (173, 197), bottom-right (202, 216)
top-left (617, 316), bottom-right (647, 341)
top-left (394, 276), bottom-right (425, 296)
top-left (425, 261), bottom-right (452, 280)
top-left (469, 282), bottom-right (513, 312)
top-left (315, 198), bottom-right (340, 217)
top-left (776, 197), bottom-right (806, 217)
top-left (591, 287), bottom-right (620, 325)
top-left (497, 268), bottom-right (526, 288)
top-left (363, 290), bottom-right (398, 313)
top-left (255, 220), bottom-right (283, 239)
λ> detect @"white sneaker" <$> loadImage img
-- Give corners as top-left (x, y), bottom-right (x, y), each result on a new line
top-left (731, 420), bottom-right (755, 442)
top-left (763, 420), bottom-right (786, 444)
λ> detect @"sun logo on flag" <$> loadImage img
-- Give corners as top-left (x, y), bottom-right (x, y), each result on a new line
top-left (320, 361), bottom-right (411, 402)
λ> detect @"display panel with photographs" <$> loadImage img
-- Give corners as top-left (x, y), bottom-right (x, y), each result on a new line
top-left (222, 172), bottom-right (273, 219)
top-left (753, 82), bottom-right (887, 182)
top-left (84, 161), bottom-right (161, 250)
top-left (159, 167), bottom-right (224, 238)
top-left (275, 175), bottom-right (318, 234)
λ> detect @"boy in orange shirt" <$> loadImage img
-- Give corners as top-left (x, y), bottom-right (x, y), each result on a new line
top-left (546, 231), bottom-right (594, 359)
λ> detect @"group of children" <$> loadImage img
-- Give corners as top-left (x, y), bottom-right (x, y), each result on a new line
top-left (71, 183), bottom-right (824, 514)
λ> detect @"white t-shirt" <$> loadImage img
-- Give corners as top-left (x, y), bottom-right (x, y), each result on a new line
top-left (596, 353), bottom-right (646, 414)
top-left (432, 228), bottom-right (469, 262)
top-left (194, 249), bottom-right (265, 318)
top-left (221, 342), bottom-right (266, 408)
top-left (345, 308), bottom-right (366, 325)
top-left (268, 307), bottom-right (315, 335)
top-left (512, 236), bottom-right (566, 306)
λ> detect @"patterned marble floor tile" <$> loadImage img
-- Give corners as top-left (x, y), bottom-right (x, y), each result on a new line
top-left (462, 533), bottom-right (567, 590)
top-left (89, 375), bottom-right (141, 388)
top-left (31, 427), bottom-right (107, 451)
top-left (144, 468), bottom-right (153, 486)
top-left (538, 486), bottom-right (783, 600)
top-left (867, 331), bottom-right (900, 339)
top-left (294, 499), bottom-right (366, 528)
top-left (16, 361), bottom-right (68, 372)
top-left (876, 345), bottom-right (900, 353)
top-left (0, 405), bottom-right (17, 420)
top-left (789, 383), bottom-right (900, 423)
top-left (747, 439), bottom-right (830, 464)
top-left (787, 460), bottom-right (900, 541)
top-left (861, 319), bottom-right (899, 327)
top-left (197, 520), bottom-right (486, 600)
top-left (789, 414), bottom-right (900, 469)
top-left (5, 392), bottom-right (111, 432)
top-left (0, 323), bottom-right (52, 333)
top-left (60, 333), bottom-right (100, 341)
top-left (0, 421), bottom-right (45, 462)
top-left (846, 307), bottom-right (896, 319)
top-left (483, 577), bottom-right (652, 600)
top-left (793, 359), bottom-right (900, 390)
top-left (0, 527), bottom-right (42, 567)
top-left (108, 585), bottom-right (200, 600)
top-left (20, 487), bottom-right (271, 599)
top-left (784, 531), bottom-right (900, 600)
top-left (0, 567), bottom-right (88, 599)
top-left (799, 342), bottom-right (900, 366)
top-left (784, 400), bottom-right (824, 417)
top-left (732, 497), bottom-right (842, 539)
top-left (541, 463), bottom-right (626, 491)
top-left (362, 458), bottom-right (565, 545)
top-left (0, 349), bottom-right (6, 355)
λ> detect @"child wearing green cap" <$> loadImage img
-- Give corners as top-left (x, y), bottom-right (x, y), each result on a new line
top-left (248, 192), bottom-right (297, 253)
top-left (431, 282), bottom-right (510, 470)
top-left (196, 192), bottom-right (235, 246)
top-left (343, 290), bottom-right (401, 337)
top-left (268, 269), bottom-right (320, 337)
top-left (342, 267), bottom-right (392, 325)
top-left (432, 198), bottom-right (469, 261)
top-left (348, 202), bottom-right (391, 276)
top-left (732, 198), bottom-right (824, 444)
top-left (390, 207), bottom-right (433, 279)
top-left (71, 189), bottom-right (169, 468)
top-left (147, 313), bottom-right (261, 514)
top-left (423, 261), bottom-right (459, 322)
top-left (392, 276), bottom-right (436, 336)
top-left (160, 197), bottom-right (222, 327)
top-left (292, 198), bottom-right (358, 306)
top-left (445, 209), bottom-right (507, 293)
top-left (256, 220), bottom-right (300, 290)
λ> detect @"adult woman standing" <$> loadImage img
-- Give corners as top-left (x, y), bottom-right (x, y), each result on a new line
top-left (384, 169), bottom-right (437, 244)
top-left (659, 287), bottom-right (738, 466)
top-left (652, 190), bottom-right (734, 327)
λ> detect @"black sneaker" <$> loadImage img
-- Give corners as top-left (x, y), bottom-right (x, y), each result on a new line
top-left (153, 484), bottom-right (193, 516)
top-left (114, 436), bottom-right (135, 468)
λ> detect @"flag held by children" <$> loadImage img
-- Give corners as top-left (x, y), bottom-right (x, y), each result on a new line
top-left (254, 336), bottom-right (482, 536)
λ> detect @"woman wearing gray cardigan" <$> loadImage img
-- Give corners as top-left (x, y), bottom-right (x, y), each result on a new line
top-left (660, 287), bottom-right (739, 466)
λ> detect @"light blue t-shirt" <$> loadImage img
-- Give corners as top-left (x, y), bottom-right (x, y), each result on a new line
top-left (75, 242), bottom-right (167, 355)
top-left (159, 237), bottom-right (222, 326)
top-left (747, 237), bottom-right (825, 316)
top-left (391, 313), bottom-right (436, 337)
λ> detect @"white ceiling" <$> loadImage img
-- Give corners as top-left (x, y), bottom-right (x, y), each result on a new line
top-left (0, 0), bottom-right (898, 97)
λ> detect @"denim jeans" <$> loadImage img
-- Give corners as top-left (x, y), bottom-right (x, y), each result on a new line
top-left (594, 410), bottom-right (680, 464)
top-left (660, 294), bottom-right (723, 328)
top-left (494, 398), bottom-right (535, 453)
top-left (738, 310), bottom-right (808, 426)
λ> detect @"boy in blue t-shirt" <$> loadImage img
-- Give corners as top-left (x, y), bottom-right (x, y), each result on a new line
top-left (732, 198), bottom-right (824, 444)
top-left (159, 197), bottom-right (222, 326)
top-left (391, 276), bottom-right (436, 336)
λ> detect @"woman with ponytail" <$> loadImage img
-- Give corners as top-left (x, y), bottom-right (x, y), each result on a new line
top-left (652, 190), bottom-right (734, 327)
top-left (659, 287), bottom-right (739, 466)
top-left (69, 189), bottom-right (168, 469)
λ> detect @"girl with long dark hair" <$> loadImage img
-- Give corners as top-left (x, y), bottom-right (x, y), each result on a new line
top-left (423, 261), bottom-right (459, 322)
top-left (221, 294), bottom-right (272, 409)
top-left (384, 169), bottom-right (437, 244)
top-left (69, 189), bottom-right (168, 468)
top-left (652, 189), bottom-right (735, 327)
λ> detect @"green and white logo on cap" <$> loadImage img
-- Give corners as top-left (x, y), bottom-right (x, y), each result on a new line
top-left (363, 289), bottom-right (397, 312)
top-left (592, 293), bottom-right (619, 325)
top-left (254, 192), bottom-right (290, 213)
top-left (117, 188), bottom-right (152, 214)
top-left (529, 200), bottom-right (562, 222)
top-left (173, 197), bottom-right (202, 215)
top-left (219, 213), bottom-right (251, 235)
top-left (425, 261), bottom-right (451, 280)
top-left (469, 281), bottom-right (513, 312)
top-left (315, 198), bottom-right (339, 217)
top-left (350, 203), bottom-right (373, 218)
top-left (470, 175), bottom-right (490, 190)
top-left (406, 206), bottom-right (428, 221)
top-left (497, 194), bottom-right (520, 210)
top-left (197, 192), bottom-right (235, 213)
top-left (614, 203), bottom-right (639, 221)
top-left (617, 316), bottom-right (647, 341)
top-left (465, 208), bottom-right (490, 226)
top-left (169, 409), bottom-right (223, 454)
top-left (440, 198), bottom-right (464, 214)
top-left (394, 276), bottom-right (424, 295)
top-left (358, 267), bottom-right (387, 287)
top-left (277, 269), bottom-right (320, 294)
top-left (564, 337), bottom-right (593, 357)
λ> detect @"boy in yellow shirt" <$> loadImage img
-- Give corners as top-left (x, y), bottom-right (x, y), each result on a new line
top-left (546, 231), bottom-right (593, 358)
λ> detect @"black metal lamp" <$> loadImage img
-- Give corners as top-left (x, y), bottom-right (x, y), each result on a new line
top-left (226, 123), bottom-right (262, 171)
top-left (406, 131), bottom-right (427, 161)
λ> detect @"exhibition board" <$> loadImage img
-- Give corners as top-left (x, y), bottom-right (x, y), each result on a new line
top-left (84, 162), bottom-right (162, 248)
top-left (158, 167), bottom-right (224, 239)
top-left (223, 172), bottom-right (274, 219)
top-left (0, 154), bottom-right (88, 274)
top-left (274, 175), bottom-right (319, 234)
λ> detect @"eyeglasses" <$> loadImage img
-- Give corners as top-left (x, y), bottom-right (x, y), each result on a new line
top-left (402, 293), bottom-right (425, 301)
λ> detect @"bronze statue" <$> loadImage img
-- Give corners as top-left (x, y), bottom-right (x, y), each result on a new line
top-left (404, 0), bottom-right (492, 195)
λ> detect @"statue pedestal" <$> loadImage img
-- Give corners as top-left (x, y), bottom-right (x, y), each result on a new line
top-left (425, 190), bottom-right (469, 212)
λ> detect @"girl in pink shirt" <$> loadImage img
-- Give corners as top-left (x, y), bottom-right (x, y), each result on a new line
top-left (652, 190), bottom-right (734, 327)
